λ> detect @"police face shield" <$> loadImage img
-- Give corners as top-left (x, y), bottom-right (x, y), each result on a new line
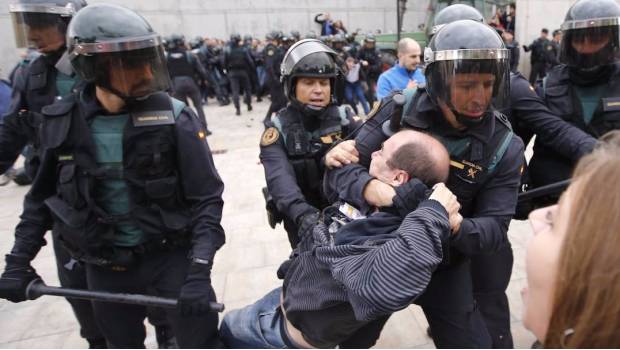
top-left (425, 48), bottom-right (510, 120)
top-left (560, 17), bottom-right (620, 68)
top-left (9, 3), bottom-right (74, 49)
top-left (70, 36), bottom-right (170, 99)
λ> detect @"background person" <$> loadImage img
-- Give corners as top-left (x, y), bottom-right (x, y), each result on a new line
top-left (523, 130), bottom-right (620, 348)
top-left (376, 38), bottom-right (424, 100)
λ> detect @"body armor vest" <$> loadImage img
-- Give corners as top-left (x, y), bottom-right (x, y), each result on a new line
top-left (166, 51), bottom-right (195, 78)
top-left (226, 46), bottom-right (248, 70)
top-left (272, 105), bottom-right (349, 209)
top-left (39, 91), bottom-right (189, 266)
top-left (542, 64), bottom-right (620, 139)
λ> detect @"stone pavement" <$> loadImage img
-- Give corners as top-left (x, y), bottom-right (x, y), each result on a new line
top-left (0, 99), bottom-right (537, 348)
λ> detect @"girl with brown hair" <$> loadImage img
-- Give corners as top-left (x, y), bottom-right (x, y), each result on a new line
top-left (523, 130), bottom-right (620, 347)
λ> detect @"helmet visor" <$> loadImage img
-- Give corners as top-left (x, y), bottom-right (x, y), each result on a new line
top-left (560, 19), bottom-right (620, 68)
top-left (10, 11), bottom-right (66, 48)
top-left (425, 52), bottom-right (510, 117)
top-left (74, 45), bottom-right (170, 98)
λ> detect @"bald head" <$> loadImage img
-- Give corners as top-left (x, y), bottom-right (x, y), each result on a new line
top-left (369, 130), bottom-right (450, 187)
top-left (397, 38), bottom-right (422, 71)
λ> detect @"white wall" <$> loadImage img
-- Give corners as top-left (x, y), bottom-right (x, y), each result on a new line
top-left (515, 0), bottom-right (577, 77)
top-left (0, 0), bottom-right (431, 76)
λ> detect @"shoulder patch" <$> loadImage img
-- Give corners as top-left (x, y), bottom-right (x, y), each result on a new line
top-left (261, 127), bottom-right (280, 146)
top-left (267, 49), bottom-right (275, 56)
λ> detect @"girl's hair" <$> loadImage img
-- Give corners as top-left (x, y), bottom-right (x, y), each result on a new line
top-left (544, 130), bottom-right (620, 348)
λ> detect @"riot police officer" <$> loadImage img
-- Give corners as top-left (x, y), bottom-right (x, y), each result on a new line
top-left (165, 34), bottom-right (211, 134)
top-left (0, 4), bottom-right (225, 348)
top-left (263, 31), bottom-right (287, 125)
top-left (356, 33), bottom-right (383, 105)
top-left (0, 1), bottom-right (109, 347)
top-left (324, 20), bottom-right (524, 348)
top-left (260, 39), bottom-right (360, 249)
top-left (224, 33), bottom-right (254, 116)
top-left (529, 0), bottom-right (620, 205)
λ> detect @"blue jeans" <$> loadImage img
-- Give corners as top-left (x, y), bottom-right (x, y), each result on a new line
top-left (219, 287), bottom-right (288, 349)
top-left (344, 81), bottom-right (370, 114)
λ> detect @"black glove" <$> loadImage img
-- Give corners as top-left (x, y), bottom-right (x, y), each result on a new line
top-left (297, 211), bottom-right (320, 238)
top-left (391, 178), bottom-right (430, 218)
top-left (0, 254), bottom-right (40, 302)
top-left (178, 259), bottom-right (214, 316)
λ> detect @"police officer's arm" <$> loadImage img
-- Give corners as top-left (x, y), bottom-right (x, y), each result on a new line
top-left (450, 137), bottom-right (525, 255)
top-left (512, 74), bottom-right (596, 159)
top-left (324, 102), bottom-right (394, 211)
top-left (260, 130), bottom-right (318, 224)
top-left (175, 109), bottom-right (225, 262)
top-left (244, 50), bottom-right (256, 71)
top-left (9, 145), bottom-right (57, 259)
top-left (0, 66), bottom-right (31, 174)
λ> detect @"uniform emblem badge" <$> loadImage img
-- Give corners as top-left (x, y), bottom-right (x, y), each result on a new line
top-left (261, 127), bottom-right (280, 146)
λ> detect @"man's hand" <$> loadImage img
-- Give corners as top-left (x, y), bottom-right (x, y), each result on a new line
top-left (361, 60), bottom-right (369, 67)
top-left (406, 80), bottom-right (418, 89)
top-left (325, 140), bottom-right (359, 169)
top-left (0, 254), bottom-right (40, 303)
top-left (429, 183), bottom-right (462, 234)
top-left (363, 179), bottom-right (397, 207)
top-left (178, 260), bottom-right (215, 316)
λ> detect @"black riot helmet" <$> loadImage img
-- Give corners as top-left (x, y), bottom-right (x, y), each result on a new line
top-left (430, 4), bottom-right (484, 38)
top-left (280, 39), bottom-right (340, 114)
top-left (559, 0), bottom-right (620, 70)
top-left (67, 3), bottom-right (170, 100)
top-left (424, 20), bottom-right (510, 127)
top-left (290, 30), bottom-right (301, 42)
top-left (9, 0), bottom-right (87, 49)
top-left (189, 36), bottom-right (203, 50)
top-left (230, 33), bottom-right (241, 45)
top-left (305, 30), bottom-right (317, 39)
top-left (168, 34), bottom-right (186, 50)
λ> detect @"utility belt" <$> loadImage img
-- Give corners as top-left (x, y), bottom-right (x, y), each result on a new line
top-left (57, 230), bottom-right (191, 271)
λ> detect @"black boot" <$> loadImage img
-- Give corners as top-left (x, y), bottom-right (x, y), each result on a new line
top-left (247, 104), bottom-right (253, 112)
top-left (155, 325), bottom-right (179, 349)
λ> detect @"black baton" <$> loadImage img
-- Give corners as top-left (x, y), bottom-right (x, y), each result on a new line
top-left (517, 179), bottom-right (571, 203)
top-left (25, 279), bottom-right (225, 313)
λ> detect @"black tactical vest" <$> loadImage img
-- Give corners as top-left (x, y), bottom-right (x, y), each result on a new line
top-left (226, 46), bottom-right (248, 70)
top-left (166, 51), bottom-right (195, 78)
top-left (273, 105), bottom-right (349, 209)
top-left (543, 64), bottom-right (620, 138)
top-left (39, 91), bottom-right (190, 266)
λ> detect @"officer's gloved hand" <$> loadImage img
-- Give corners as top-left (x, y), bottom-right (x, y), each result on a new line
top-left (298, 211), bottom-right (320, 241)
top-left (392, 178), bottom-right (431, 218)
top-left (0, 254), bottom-right (40, 302)
top-left (178, 259), bottom-right (214, 316)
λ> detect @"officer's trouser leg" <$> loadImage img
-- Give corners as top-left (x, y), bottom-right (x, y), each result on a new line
top-left (240, 72), bottom-right (253, 108)
top-left (86, 248), bottom-right (220, 348)
top-left (187, 82), bottom-right (208, 129)
top-left (52, 235), bottom-right (106, 346)
top-left (416, 259), bottom-right (492, 348)
top-left (471, 245), bottom-right (514, 348)
top-left (229, 74), bottom-right (242, 111)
